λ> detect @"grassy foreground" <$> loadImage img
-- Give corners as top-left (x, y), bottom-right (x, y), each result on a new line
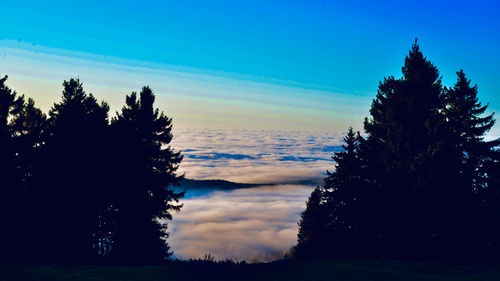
top-left (1, 259), bottom-right (499, 281)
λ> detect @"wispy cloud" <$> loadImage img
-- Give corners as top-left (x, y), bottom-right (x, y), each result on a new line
top-left (0, 41), bottom-right (371, 131)
top-left (167, 185), bottom-right (314, 262)
top-left (171, 129), bottom-right (343, 183)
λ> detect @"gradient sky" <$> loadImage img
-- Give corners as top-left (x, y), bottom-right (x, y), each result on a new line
top-left (1, 0), bottom-right (500, 133)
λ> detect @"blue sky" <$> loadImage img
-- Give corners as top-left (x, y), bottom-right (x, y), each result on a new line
top-left (1, 0), bottom-right (500, 133)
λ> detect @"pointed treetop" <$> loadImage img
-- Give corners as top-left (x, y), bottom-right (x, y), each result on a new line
top-left (412, 38), bottom-right (419, 52)
top-left (61, 78), bottom-right (86, 102)
top-left (402, 39), bottom-right (440, 84)
top-left (139, 86), bottom-right (156, 115)
top-left (0, 75), bottom-right (25, 127)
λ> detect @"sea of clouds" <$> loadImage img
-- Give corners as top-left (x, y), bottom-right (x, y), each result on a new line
top-left (171, 128), bottom-right (344, 184)
top-left (166, 129), bottom-right (344, 261)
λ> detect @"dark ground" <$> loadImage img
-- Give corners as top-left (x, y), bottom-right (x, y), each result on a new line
top-left (1, 259), bottom-right (499, 281)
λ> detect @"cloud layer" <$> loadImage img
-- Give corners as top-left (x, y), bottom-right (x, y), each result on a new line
top-left (166, 129), bottom-right (341, 261)
top-left (167, 185), bottom-right (314, 262)
top-left (171, 128), bottom-right (344, 183)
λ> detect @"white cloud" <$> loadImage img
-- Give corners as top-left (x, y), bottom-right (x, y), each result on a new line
top-left (166, 185), bottom-right (314, 262)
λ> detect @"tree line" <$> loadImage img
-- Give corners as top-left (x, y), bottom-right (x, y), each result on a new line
top-left (295, 41), bottom-right (500, 263)
top-left (0, 77), bottom-right (183, 264)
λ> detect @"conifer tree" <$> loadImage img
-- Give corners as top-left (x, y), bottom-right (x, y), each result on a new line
top-left (0, 75), bottom-right (25, 195)
top-left (295, 186), bottom-right (327, 259)
top-left (12, 98), bottom-right (47, 188)
top-left (34, 78), bottom-right (111, 263)
top-left (0, 76), bottom-right (47, 262)
top-left (445, 71), bottom-right (500, 259)
top-left (362, 40), bottom-right (459, 259)
top-left (0, 75), bottom-right (25, 262)
top-left (110, 86), bottom-right (183, 264)
top-left (322, 127), bottom-right (367, 256)
top-left (444, 70), bottom-right (498, 189)
top-left (294, 41), bottom-right (500, 262)
top-left (295, 127), bottom-right (369, 258)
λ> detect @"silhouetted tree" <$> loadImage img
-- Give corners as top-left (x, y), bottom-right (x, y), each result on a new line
top-left (296, 40), bottom-right (500, 262)
top-left (12, 98), bottom-right (47, 187)
top-left (0, 75), bottom-right (25, 262)
top-left (294, 186), bottom-right (327, 259)
top-left (444, 70), bottom-right (500, 257)
top-left (11, 98), bottom-right (48, 262)
top-left (322, 127), bottom-right (370, 256)
top-left (0, 76), bottom-right (47, 263)
top-left (33, 78), bottom-right (111, 263)
top-left (445, 70), bottom-right (500, 259)
top-left (110, 86), bottom-right (184, 264)
top-left (363, 40), bottom-right (458, 260)
top-left (444, 70), bottom-right (499, 189)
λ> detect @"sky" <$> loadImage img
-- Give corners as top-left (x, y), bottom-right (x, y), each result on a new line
top-left (1, 0), bottom-right (500, 133)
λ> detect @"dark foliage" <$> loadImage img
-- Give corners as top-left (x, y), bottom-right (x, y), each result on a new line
top-left (0, 76), bottom-right (46, 263)
top-left (109, 87), bottom-right (184, 264)
top-left (30, 78), bottom-right (112, 263)
top-left (294, 186), bottom-right (328, 259)
top-left (0, 77), bottom-right (183, 264)
top-left (296, 40), bottom-right (500, 262)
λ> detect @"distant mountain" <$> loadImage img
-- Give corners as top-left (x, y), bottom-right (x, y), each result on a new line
top-left (177, 179), bottom-right (263, 190)
top-left (177, 178), bottom-right (323, 190)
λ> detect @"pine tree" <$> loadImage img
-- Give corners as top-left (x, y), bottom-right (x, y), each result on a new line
top-left (444, 70), bottom-right (498, 189)
top-left (110, 86), bottom-right (183, 264)
top-left (363, 40), bottom-right (460, 260)
top-left (322, 127), bottom-right (367, 256)
top-left (0, 75), bottom-right (25, 262)
top-left (34, 78), bottom-right (111, 263)
top-left (364, 41), bottom-right (446, 190)
top-left (445, 71), bottom-right (500, 259)
top-left (295, 41), bottom-right (500, 262)
top-left (0, 75), bottom-right (25, 196)
top-left (12, 98), bottom-right (47, 188)
top-left (11, 98), bottom-right (48, 262)
top-left (294, 186), bottom-right (327, 259)
top-left (0, 76), bottom-right (47, 262)
top-left (295, 127), bottom-right (369, 258)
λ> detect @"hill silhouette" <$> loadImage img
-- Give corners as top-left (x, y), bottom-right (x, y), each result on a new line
top-left (177, 178), bottom-right (323, 190)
